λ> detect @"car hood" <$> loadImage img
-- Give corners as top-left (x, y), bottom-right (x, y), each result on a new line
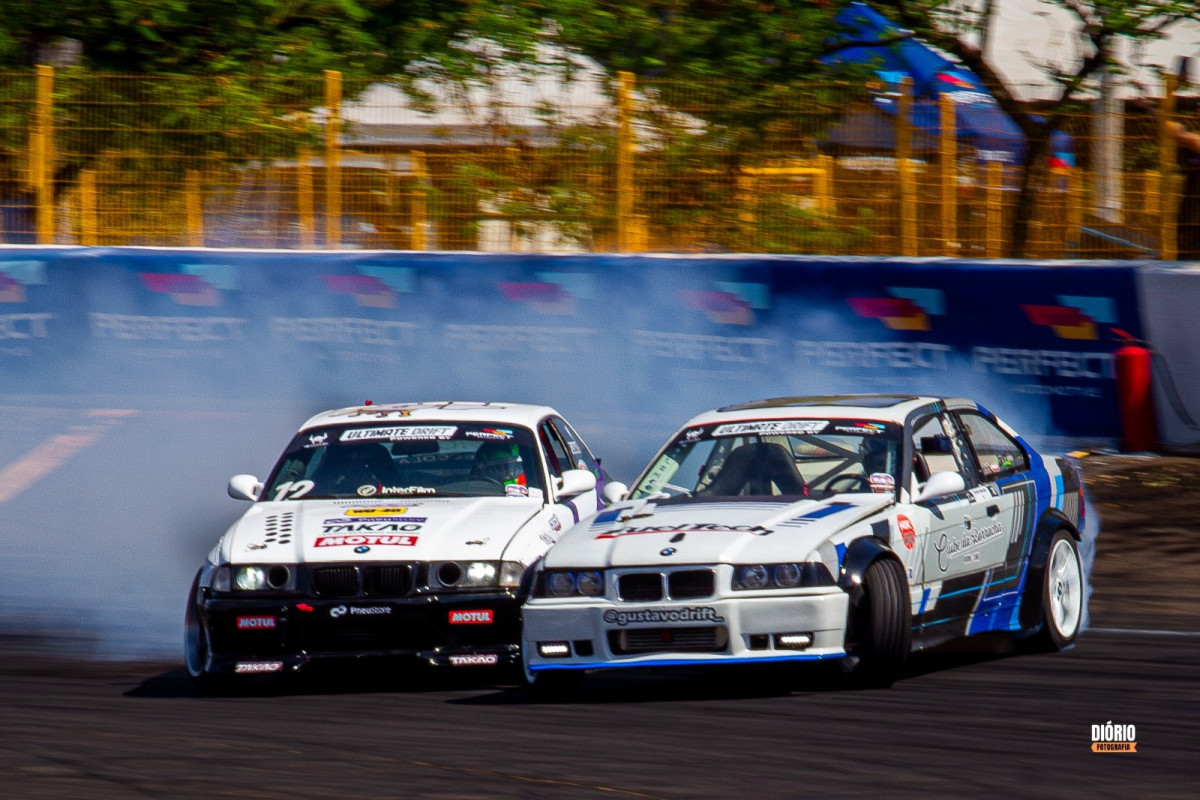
top-left (224, 498), bottom-right (542, 563)
top-left (544, 495), bottom-right (894, 568)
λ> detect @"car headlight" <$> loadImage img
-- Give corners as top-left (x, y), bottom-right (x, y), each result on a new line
top-left (213, 564), bottom-right (295, 592)
top-left (431, 561), bottom-right (522, 589)
top-left (732, 562), bottom-right (834, 590)
top-left (539, 569), bottom-right (606, 598)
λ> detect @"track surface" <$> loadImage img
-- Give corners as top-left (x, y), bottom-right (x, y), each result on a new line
top-left (2, 631), bottom-right (1197, 798)
top-left (2, 409), bottom-right (1198, 797)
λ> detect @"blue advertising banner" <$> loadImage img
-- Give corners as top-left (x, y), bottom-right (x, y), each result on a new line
top-left (0, 248), bottom-right (1143, 444)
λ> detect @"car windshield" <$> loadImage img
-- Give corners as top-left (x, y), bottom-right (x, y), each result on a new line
top-left (261, 422), bottom-right (543, 501)
top-left (629, 418), bottom-right (903, 502)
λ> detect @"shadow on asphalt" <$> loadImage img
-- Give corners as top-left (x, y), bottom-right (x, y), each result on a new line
top-left (122, 632), bottom-right (1020, 703)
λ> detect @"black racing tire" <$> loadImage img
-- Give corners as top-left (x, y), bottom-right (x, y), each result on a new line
top-left (523, 668), bottom-right (583, 703)
top-left (840, 557), bottom-right (912, 687)
top-left (183, 571), bottom-right (233, 695)
top-left (1022, 531), bottom-right (1083, 652)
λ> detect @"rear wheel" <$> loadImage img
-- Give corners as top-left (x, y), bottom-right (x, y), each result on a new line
top-left (1024, 531), bottom-right (1083, 652)
top-left (840, 557), bottom-right (911, 687)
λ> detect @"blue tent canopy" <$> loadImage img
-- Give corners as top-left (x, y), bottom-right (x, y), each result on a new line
top-left (822, 2), bottom-right (1072, 166)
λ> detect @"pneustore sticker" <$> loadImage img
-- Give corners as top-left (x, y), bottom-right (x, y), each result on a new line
top-left (712, 420), bottom-right (828, 437)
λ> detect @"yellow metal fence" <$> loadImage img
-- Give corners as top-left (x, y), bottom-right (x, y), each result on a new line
top-left (0, 67), bottom-right (1194, 258)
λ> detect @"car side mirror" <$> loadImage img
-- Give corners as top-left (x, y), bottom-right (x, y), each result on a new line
top-left (601, 481), bottom-right (629, 505)
top-left (228, 474), bottom-right (262, 501)
top-left (914, 470), bottom-right (965, 503)
top-left (556, 469), bottom-right (597, 499)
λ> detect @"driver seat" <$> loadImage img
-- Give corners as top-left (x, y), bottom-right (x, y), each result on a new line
top-left (700, 442), bottom-right (807, 496)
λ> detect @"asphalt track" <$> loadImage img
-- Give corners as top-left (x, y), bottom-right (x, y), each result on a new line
top-left (2, 408), bottom-right (1198, 797)
top-left (2, 629), bottom-right (1197, 797)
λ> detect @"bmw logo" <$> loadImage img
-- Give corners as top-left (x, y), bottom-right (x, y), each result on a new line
top-left (354, 545), bottom-right (371, 554)
top-left (660, 547), bottom-right (676, 556)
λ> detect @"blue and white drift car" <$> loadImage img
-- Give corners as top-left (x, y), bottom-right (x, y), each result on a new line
top-left (185, 401), bottom-right (618, 689)
top-left (522, 395), bottom-right (1085, 693)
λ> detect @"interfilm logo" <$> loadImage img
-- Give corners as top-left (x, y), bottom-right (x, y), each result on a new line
top-left (678, 281), bottom-right (769, 326)
top-left (1090, 721), bottom-right (1138, 753)
top-left (322, 266), bottom-right (414, 309)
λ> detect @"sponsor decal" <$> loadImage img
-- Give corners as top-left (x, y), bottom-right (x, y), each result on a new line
top-left (869, 472), bottom-right (896, 493)
top-left (315, 534), bottom-right (418, 547)
top-left (342, 426), bottom-right (457, 442)
top-left (321, 269), bottom-right (415, 309)
top-left (269, 316), bottom-right (418, 345)
top-left (344, 507), bottom-right (407, 516)
top-left (359, 485), bottom-right (436, 496)
top-left (448, 609), bottom-right (494, 625)
top-left (896, 514), bottom-right (916, 550)
top-left (678, 282), bottom-right (769, 326)
top-left (449, 653), bottom-right (500, 667)
top-left (684, 427), bottom-right (705, 441)
top-left (234, 661), bottom-right (284, 674)
top-left (1091, 722), bottom-right (1138, 753)
top-left (630, 329), bottom-right (774, 364)
top-left (322, 522), bottom-right (423, 532)
top-left (89, 312), bottom-right (246, 342)
top-left (1021, 296), bottom-right (1115, 341)
top-left (847, 287), bottom-right (944, 331)
top-left (358, 485), bottom-right (378, 496)
top-left (971, 347), bottom-right (1114, 380)
top-left (305, 432), bottom-right (329, 449)
top-left (834, 422), bottom-right (888, 435)
top-left (596, 523), bottom-right (772, 539)
top-left (324, 516), bottom-right (426, 524)
top-left (236, 616), bottom-right (277, 630)
top-left (330, 605), bottom-right (392, 618)
top-left (139, 270), bottom-right (225, 307)
top-left (603, 607), bottom-right (725, 626)
top-left (933, 521), bottom-right (1005, 571)
top-left (296, 603), bottom-right (315, 612)
top-left (465, 427), bottom-right (514, 441)
top-left (794, 340), bottom-right (952, 370)
top-left (444, 323), bottom-right (598, 354)
top-left (497, 281), bottom-right (576, 316)
top-left (713, 420), bottom-right (827, 437)
top-left (0, 259), bottom-right (46, 303)
top-left (505, 484), bottom-right (529, 497)
top-left (549, 515), bottom-right (562, 532)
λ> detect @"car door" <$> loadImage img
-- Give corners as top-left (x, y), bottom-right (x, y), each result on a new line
top-left (947, 404), bottom-right (1038, 633)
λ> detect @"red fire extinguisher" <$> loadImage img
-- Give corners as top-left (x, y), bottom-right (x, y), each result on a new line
top-left (1112, 329), bottom-right (1158, 452)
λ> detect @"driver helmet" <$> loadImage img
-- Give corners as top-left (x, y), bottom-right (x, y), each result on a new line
top-left (474, 442), bottom-right (526, 486)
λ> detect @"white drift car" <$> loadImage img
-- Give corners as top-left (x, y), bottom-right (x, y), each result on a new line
top-left (522, 395), bottom-right (1085, 693)
top-left (185, 401), bottom-right (619, 689)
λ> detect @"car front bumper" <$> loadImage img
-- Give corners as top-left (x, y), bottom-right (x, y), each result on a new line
top-left (522, 589), bottom-right (850, 673)
top-left (199, 590), bottom-right (523, 675)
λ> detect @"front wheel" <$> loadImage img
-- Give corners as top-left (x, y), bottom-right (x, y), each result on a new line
top-left (839, 557), bottom-right (911, 687)
top-left (184, 571), bottom-right (230, 694)
top-left (1025, 531), bottom-right (1083, 652)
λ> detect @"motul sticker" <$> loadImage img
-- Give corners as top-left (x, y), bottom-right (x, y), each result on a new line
top-left (897, 515), bottom-right (916, 550)
top-left (448, 609), bottom-right (494, 625)
top-left (236, 616), bottom-right (277, 630)
top-left (315, 535), bottom-right (418, 547)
